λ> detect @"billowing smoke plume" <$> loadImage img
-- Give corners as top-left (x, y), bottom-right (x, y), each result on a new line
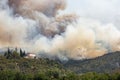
top-left (0, 0), bottom-right (120, 60)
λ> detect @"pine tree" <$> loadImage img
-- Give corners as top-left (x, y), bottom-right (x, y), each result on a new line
top-left (23, 51), bottom-right (26, 57)
top-left (20, 48), bottom-right (23, 57)
top-left (5, 48), bottom-right (12, 59)
top-left (8, 48), bottom-right (11, 55)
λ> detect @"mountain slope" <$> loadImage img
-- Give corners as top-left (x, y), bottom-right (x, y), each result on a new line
top-left (64, 51), bottom-right (120, 73)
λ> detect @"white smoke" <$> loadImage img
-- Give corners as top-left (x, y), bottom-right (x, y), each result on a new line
top-left (0, 0), bottom-right (120, 60)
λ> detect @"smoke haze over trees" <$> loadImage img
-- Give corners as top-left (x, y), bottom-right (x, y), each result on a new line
top-left (0, 0), bottom-right (120, 60)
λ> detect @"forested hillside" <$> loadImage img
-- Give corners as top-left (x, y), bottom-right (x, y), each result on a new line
top-left (64, 51), bottom-right (120, 73)
top-left (0, 49), bottom-right (120, 80)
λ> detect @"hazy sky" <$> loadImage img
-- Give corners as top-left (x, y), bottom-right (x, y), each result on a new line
top-left (61, 0), bottom-right (120, 25)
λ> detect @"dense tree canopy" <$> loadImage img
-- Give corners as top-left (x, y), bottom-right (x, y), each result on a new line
top-left (0, 49), bottom-right (120, 80)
